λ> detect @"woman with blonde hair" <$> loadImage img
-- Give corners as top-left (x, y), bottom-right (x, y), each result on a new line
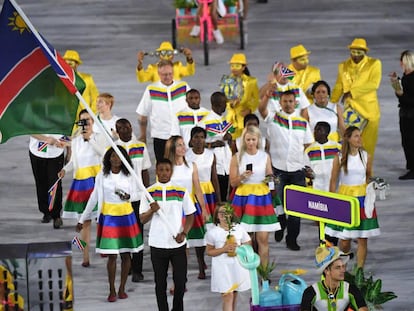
top-left (229, 125), bottom-right (279, 265)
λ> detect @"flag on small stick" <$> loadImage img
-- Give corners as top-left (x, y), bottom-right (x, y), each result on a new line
top-left (47, 177), bottom-right (61, 211)
top-left (72, 236), bottom-right (87, 251)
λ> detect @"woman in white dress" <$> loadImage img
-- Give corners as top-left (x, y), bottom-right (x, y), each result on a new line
top-left (206, 203), bottom-right (251, 311)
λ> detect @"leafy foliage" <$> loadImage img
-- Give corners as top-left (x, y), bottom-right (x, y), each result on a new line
top-left (257, 260), bottom-right (276, 281)
top-left (174, 0), bottom-right (197, 9)
top-left (345, 267), bottom-right (397, 310)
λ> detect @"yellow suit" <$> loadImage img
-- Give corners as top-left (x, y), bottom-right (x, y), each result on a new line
top-left (226, 73), bottom-right (259, 139)
top-left (287, 64), bottom-right (321, 102)
top-left (136, 61), bottom-right (195, 83)
top-left (77, 71), bottom-right (99, 114)
top-left (331, 56), bottom-right (382, 156)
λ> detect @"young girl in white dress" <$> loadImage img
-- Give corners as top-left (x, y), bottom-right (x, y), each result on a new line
top-left (206, 203), bottom-right (251, 311)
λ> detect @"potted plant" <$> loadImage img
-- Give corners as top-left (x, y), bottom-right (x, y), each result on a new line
top-left (345, 267), bottom-right (397, 310)
top-left (174, 0), bottom-right (197, 15)
top-left (222, 202), bottom-right (237, 257)
top-left (257, 260), bottom-right (276, 284)
top-left (223, 0), bottom-right (237, 14)
top-left (257, 260), bottom-right (283, 307)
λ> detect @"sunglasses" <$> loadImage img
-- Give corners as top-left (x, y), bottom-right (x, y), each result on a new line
top-left (230, 64), bottom-right (244, 70)
top-left (350, 49), bottom-right (365, 56)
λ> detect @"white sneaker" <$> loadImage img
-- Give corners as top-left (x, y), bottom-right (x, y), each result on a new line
top-left (190, 25), bottom-right (200, 37)
top-left (213, 29), bottom-right (224, 44)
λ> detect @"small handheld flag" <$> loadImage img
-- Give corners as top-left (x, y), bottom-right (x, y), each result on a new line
top-left (72, 236), bottom-right (87, 251)
top-left (47, 177), bottom-right (61, 211)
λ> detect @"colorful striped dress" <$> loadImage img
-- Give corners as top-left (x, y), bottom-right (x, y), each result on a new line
top-left (62, 135), bottom-right (101, 220)
top-left (79, 171), bottom-right (143, 254)
top-left (171, 162), bottom-right (206, 247)
top-left (232, 150), bottom-right (280, 232)
top-left (186, 149), bottom-right (217, 229)
top-left (325, 151), bottom-right (380, 239)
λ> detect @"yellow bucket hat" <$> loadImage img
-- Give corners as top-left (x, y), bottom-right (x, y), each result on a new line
top-left (156, 41), bottom-right (174, 51)
top-left (63, 50), bottom-right (82, 64)
top-left (290, 44), bottom-right (311, 59)
top-left (348, 38), bottom-right (369, 52)
top-left (229, 53), bottom-right (247, 65)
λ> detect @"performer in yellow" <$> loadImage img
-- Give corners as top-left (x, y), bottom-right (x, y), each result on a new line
top-left (221, 53), bottom-right (259, 139)
top-left (331, 38), bottom-right (382, 157)
top-left (288, 44), bottom-right (321, 102)
top-left (136, 41), bottom-right (195, 83)
top-left (63, 50), bottom-right (99, 115)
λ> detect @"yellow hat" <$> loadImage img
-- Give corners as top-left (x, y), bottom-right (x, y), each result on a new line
top-left (229, 53), bottom-right (247, 65)
top-left (156, 41), bottom-right (174, 51)
top-left (290, 44), bottom-right (311, 59)
top-left (63, 50), bottom-right (82, 64)
top-left (348, 38), bottom-right (369, 51)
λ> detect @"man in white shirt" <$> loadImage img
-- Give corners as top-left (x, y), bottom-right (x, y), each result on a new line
top-left (136, 60), bottom-right (190, 161)
top-left (140, 159), bottom-right (195, 311)
top-left (258, 90), bottom-right (313, 251)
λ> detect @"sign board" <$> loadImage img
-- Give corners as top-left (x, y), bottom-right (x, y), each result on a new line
top-left (284, 185), bottom-right (360, 227)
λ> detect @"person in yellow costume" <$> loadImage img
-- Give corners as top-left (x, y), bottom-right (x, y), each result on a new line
top-left (331, 38), bottom-right (382, 157)
top-left (136, 41), bottom-right (195, 83)
top-left (288, 44), bottom-right (321, 102)
top-left (63, 50), bottom-right (99, 115)
top-left (222, 53), bottom-right (259, 139)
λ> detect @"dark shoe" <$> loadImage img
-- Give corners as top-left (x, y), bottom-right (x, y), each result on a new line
top-left (81, 261), bottom-right (90, 268)
top-left (53, 218), bottom-right (63, 229)
top-left (41, 215), bottom-right (52, 223)
top-left (131, 272), bottom-right (144, 282)
top-left (399, 171), bottom-right (414, 180)
top-left (274, 229), bottom-right (284, 242)
top-left (286, 241), bottom-right (300, 251)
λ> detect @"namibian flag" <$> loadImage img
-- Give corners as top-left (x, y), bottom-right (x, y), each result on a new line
top-left (0, 0), bottom-right (85, 143)
top-left (72, 236), bottom-right (87, 251)
top-left (47, 177), bottom-right (61, 211)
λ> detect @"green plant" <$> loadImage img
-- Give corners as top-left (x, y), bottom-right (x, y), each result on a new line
top-left (345, 267), bottom-right (397, 310)
top-left (257, 260), bottom-right (276, 281)
top-left (174, 0), bottom-right (197, 9)
top-left (224, 0), bottom-right (237, 6)
top-left (222, 202), bottom-right (235, 238)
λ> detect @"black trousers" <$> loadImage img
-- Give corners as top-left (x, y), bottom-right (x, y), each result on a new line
top-left (153, 138), bottom-right (168, 163)
top-left (273, 167), bottom-right (306, 244)
top-left (400, 113), bottom-right (414, 170)
top-left (150, 245), bottom-right (187, 311)
top-left (217, 174), bottom-right (229, 202)
top-left (29, 152), bottom-right (64, 219)
top-left (131, 201), bottom-right (144, 274)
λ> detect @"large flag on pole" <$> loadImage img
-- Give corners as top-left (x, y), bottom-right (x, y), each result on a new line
top-left (0, 0), bottom-right (85, 143)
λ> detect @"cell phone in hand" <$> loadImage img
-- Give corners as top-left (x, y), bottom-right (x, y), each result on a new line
top-left (246, 163), bottom-right (253, 171)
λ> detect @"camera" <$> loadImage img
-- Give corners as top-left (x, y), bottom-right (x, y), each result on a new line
top-left (115, 188), bottom-right (130, 201)
top-left (76, 119), bottom-right (89, 132)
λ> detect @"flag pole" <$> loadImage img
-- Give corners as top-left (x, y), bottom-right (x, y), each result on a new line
top-left (9, 0), bottom-right (178, 237)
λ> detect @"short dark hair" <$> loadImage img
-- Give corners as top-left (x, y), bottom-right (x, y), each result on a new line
top-left (186, 88), bottom-right (200, 96)
top-left (311, 80), bottom-right (331, 96)
top-left (243, 114), bottom-right (259, 127)
top-left (280, 90), bottom-right (296, 99)
top-left (156, 158), bottom-right (173, 169)
top-left (190, 126), bottom-right (206, 139)
top-left (210, 91), bottom-right (226, 106)
top-left (315, 121), bottom-right (331, 134)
